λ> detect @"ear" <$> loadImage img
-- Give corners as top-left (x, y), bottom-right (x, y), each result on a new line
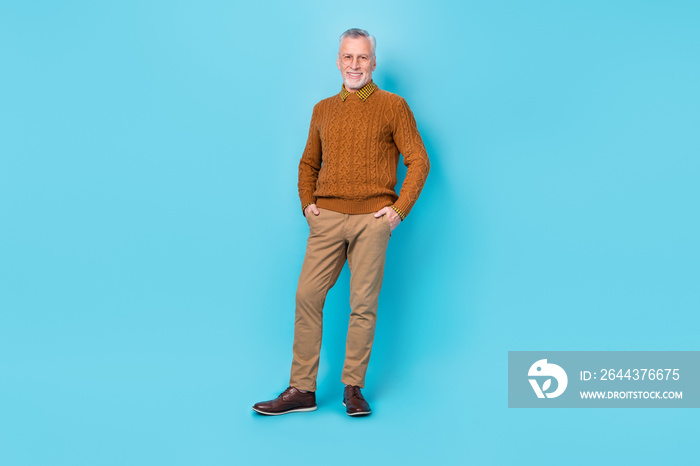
top-left (337, 55), bottom-right (341, 70)
top-left (372, 56), bottom-right (377, 71)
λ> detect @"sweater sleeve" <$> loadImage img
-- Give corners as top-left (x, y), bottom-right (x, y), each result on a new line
top-left (391, 97), bottom-right (430, 218)
top-left (298, 105), bottom-right (322, 214)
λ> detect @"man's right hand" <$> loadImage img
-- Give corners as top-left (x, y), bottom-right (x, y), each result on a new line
top-left (305, 203), bottom-right (320, 217)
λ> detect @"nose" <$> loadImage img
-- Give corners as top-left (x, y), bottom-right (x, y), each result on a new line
top-left (350, 57), bottom-right (360, 68)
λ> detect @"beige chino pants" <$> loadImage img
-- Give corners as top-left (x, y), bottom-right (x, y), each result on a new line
top-left (290, 208), bottom-right (391, 391)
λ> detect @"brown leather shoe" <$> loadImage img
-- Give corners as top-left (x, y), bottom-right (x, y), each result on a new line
top-left (343, 385), bottom-right (371, 416)
top-left (252, 387), bottom-right (317, 415)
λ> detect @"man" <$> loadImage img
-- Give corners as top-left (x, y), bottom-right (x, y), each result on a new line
top-left (253, 28), bottom-right (429, 416)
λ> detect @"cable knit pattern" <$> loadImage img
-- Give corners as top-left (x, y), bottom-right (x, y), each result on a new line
top-left (298, 83), bottom-right (430, 218)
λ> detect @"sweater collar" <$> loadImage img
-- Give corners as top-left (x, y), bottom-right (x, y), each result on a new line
top-left (339, 81), bottom-right (377, 102)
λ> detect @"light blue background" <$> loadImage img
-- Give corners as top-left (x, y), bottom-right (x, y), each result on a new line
top-left (1, 1), bottom-right (698, 465)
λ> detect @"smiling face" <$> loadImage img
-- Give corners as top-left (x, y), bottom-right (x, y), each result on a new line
top-left (337, 36), bottom-right (376, 92)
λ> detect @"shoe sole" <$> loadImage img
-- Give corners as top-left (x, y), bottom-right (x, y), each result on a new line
top-left (342, 402), bottom-right (371, 416)
top-left (252, 405), bottom-right (317, 416)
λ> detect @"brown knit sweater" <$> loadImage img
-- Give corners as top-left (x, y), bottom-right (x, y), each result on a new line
top-left (298, 83), bottom-right (430, 219)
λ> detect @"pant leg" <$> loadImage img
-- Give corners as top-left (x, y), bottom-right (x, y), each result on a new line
top-left (341, 213), bottom-right (391, 388)
top-left (290, 209), bottom-right (347, 392)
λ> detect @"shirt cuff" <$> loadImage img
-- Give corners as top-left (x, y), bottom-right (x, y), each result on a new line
top-left (391, 205), bottom-right (405, 220)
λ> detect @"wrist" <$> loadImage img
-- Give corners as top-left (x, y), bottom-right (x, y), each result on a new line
top-left (391, 205), bottom-right (405, 221)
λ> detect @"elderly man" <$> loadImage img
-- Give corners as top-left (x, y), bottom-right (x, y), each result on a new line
top-left (253, 28), bottom-right (429, 416)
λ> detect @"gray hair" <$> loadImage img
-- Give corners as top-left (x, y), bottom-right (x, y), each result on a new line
top-left (339, 28), bottom-right (376, 56)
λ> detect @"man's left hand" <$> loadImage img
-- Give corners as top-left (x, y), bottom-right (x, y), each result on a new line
top-left (374, 207), bottom-right (401, 232)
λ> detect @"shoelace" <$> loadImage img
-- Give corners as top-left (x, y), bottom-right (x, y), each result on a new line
top-left (347, 386), bottom-right (364, 400)
top-left (281, 386), bottom-right (310, 397)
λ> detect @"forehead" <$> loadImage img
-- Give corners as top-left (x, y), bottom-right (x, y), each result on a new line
top-left (339, 36), bottom-right (373, 55)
